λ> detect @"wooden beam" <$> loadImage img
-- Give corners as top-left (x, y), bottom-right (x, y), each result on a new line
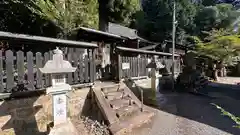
top-left (117, 46), bottom-right (180, 57)
top-left (0, 31), bottom-right (98, 48)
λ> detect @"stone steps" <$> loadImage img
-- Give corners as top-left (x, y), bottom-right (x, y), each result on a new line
top-left (101, 84), bottom-right (123, 93)
top-left (115, 104), bottom-right (140, 119)
top-left (104, 91), bottom-right (130, 101)
top-left (93, 82), bottom-right (155, 135)
top-left (109, 110), bottom-right (155, 135)
top-left (109, 96), bottom-right (134, 110)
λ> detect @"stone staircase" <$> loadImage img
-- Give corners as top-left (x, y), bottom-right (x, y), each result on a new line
top-left (93, 82), bottom-right (155, 135)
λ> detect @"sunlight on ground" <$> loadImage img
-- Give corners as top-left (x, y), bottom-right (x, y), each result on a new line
top-left (218, 77), bottom-right (240, 85)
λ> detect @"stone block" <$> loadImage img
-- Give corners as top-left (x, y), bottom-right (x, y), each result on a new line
top-left (68, 98), bottom-right (85, 117)
top-left (0, 87), bottom-right (89, 134)
top-left (68, 88), bottom-right (90, 99)
top-left (14, 105), bottom-right (42, 121)
top-left (0, 115), bottom-right (11, 129)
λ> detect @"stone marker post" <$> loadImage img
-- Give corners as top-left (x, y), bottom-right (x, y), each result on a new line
top-left (147, 56), bottom-right (164, 92)
top-left (39, 47), bottom-right (76, 126)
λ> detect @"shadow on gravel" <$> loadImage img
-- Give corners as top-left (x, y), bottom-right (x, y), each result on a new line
top-left (125, 78), bottom-right (240, 135)
top-left (200, 82), bottom-right (240, 100)
top-left (157, 84), bottom-right (240, 135)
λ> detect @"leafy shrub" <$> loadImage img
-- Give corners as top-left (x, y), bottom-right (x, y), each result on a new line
top-left (211, 103), bottom-right (240, 128)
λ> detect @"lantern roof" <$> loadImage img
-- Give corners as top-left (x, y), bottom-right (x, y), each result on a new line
top-left (40, 47), bottom-right (76, 74)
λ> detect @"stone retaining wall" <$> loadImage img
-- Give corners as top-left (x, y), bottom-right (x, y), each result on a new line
top-left (0, 88), bottom-right (91, 135)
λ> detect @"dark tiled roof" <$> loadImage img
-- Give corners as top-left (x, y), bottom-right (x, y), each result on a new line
top-left (139, 44), bottom-right (159, 50)
top-left (108, 23), bottom-right (138, 39)
top-left (108, 23), bottom-right (154, 44)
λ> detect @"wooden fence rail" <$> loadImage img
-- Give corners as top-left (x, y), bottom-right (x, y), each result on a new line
top-left (119, 55), bottom-right (181, 79)
top-left (116, 47), bottom-right (181, 80)
top-left (0, 31), bottom-right (97, 95)
top-left (0, 48), bottom-right (95, 93)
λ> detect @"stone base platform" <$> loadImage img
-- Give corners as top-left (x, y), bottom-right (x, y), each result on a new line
top-left (48, 119), bottom-right (79, 135)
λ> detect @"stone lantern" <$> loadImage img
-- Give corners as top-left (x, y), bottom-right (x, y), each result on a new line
top-left (146, 56), bottom-right (164, 91)
top-left (39, 47), bottom-right (76, 126)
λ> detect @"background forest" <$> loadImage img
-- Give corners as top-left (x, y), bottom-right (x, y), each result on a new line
top-left (2, 0), bottom-right (240, 65)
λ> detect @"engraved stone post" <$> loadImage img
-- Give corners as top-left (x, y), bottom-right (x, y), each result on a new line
top-left (147, 55), bottom-right (164, 91)
top-left (39, 47), bottom-right (76, 126)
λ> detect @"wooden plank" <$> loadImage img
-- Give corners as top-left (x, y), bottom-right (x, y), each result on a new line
top-left (17, 51), bottom-right (24, 84)
top-left (130, 57), bottom-right (134, 77)
top-left (118, 53), bottom-right (122, 81)
top-left (67, 48), bottom-right (73, 84)
top-left (89, 49), bottom-right (94, 83)
top-left (133, 57), bottom-right (137, 77)
top-left (79, 51), bottom-right (84, 83)
top-left (27, 51), bottom-right (35, 90)
top-left (141, 57), bottom-right (144, 76)
top-left (0, 51), bottom-right (3, 92)
top-left (121, 56), bottom-right (126, 78)
top-left (139, 57), bottom-right (142, 76)
top-left (93, 88), bottom-right (119, 125)
top-left (124, 56), bottom-right (128, 78)
top-left (6, 50), bottom-right (14, 92)
top-left (44, 52), bottom-right (50, 87)
top-left (49, 50), bottom-right (53, 85)
top-left (84, 50), bottom-right (89, 82)
top-left (92, 49), bottom-right (96, 81)
top-left (135, 57), bottom-right (138, 77)
top-left (129, 57), bottom-right (132, 77)
top-left (144, 56), bottom-right (148, 76)
top-left (73, 48), bottom-right (79, 84)
top-left (116, 46), bottom-right (179, 56)
top-left (36, 52), bottom-right (43, 89)
top-left (49, 50), bottom-right (53, 60)
top-left (127, 57), bottom-right (131, 78)
top-left (0, 31), bottom-right (98, 48)
top-left (137, 55), bottom-right (140, 77)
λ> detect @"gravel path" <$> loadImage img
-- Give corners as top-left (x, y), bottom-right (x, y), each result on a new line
top-left (134, 77), bottom-right (240, 135)
top-left (148, 92), bottom-right (239, 135)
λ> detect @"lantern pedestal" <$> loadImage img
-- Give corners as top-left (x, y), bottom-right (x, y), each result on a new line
top-left (39, 47), bottom-right (76, 128)
top-left (47, 83), bottom-right (72, 125)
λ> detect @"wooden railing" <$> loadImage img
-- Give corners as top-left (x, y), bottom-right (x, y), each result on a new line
top-left (0, 31), bottom-right (97, 97)
top-left (116, 46), bottom-right (181, 80)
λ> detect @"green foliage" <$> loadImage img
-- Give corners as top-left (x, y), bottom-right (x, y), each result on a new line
top-left (27, 0), bottom-right (98, 37)
top-left (137, 0), bottom-right (197, 42)
top-left (195, 3), bottom-right (240, 36)
top-left (195, 29), bottom-right (240, 65)
top-left (202, 0), bottom-right (216, 6)
top-left (107, 0), bottom-right (140, 26)
top-left (211, 103), bottom-right (240, 128)
top-left (0, 0), bottom-right (49, 35)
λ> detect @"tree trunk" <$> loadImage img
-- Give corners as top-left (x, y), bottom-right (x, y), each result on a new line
top-left (218, 61), bottom-right (224, 77)
top-left (213, 63), bottom-right (218, 81)
top-left (98, 0), bottom-right (109, 32)
top-left (98, 0), bottom-right (110, 80)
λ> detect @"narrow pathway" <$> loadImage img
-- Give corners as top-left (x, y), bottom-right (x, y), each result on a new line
top-left (149, 92), bottom-right (237, 135)
top-left (133, 78), bottom-right (240, 135)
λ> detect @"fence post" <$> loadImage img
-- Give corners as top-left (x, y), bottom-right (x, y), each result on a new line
top-left (6, 50), bottom-right (14, 92)
top-left (118, 52), bottom-right (122, 82)
top-left (92, 48), bottom-right (96, 82)
top-left (0, 51), bottom-right (3, 92)
top-left (137, 54), bottom-right (140, 77)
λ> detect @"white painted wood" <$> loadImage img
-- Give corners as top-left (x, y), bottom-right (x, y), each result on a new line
top-left (122, 63), bottom-right (130, 69)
